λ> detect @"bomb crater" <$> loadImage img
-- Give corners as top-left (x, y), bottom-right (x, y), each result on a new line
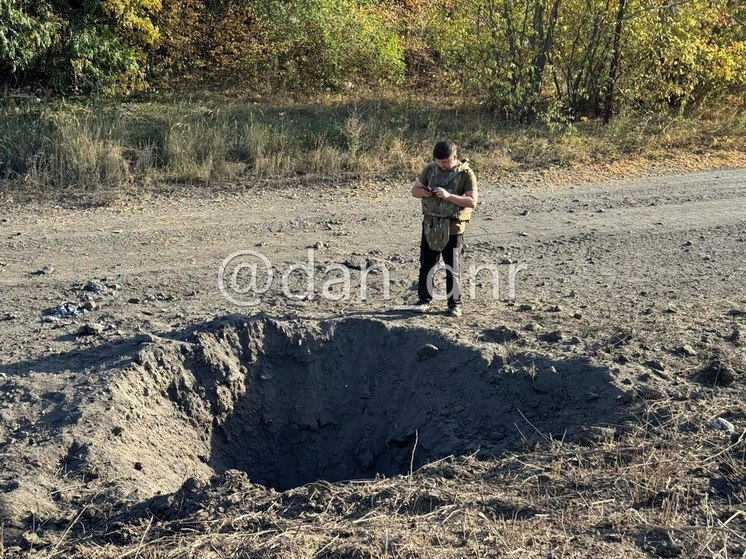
top-left (109, 316), bottom-right (621, 493)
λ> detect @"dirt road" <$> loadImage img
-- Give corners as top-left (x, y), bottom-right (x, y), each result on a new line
top-left (0, 168), bottom-right (744, 557)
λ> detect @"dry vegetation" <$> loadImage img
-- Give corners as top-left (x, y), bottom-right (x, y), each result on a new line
top-left (11, 398), bottom-right (745, 558)
top-left (2, 93), bottom-right (746, 204)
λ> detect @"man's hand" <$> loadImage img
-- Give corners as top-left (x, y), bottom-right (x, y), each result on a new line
top-left (412, 181), bottom-right (434, 198)
top-left (430, 187), bottom-right (450, 200)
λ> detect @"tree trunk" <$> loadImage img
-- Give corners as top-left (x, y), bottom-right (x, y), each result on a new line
top-left (602, 0), bottom-right (627, 124)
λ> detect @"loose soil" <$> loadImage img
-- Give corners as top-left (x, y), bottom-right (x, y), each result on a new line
top-left (0, 167), bottom-right (744, 558)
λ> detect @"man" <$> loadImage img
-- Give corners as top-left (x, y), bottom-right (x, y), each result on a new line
top-left (411, 140), bottom-right (478, 317)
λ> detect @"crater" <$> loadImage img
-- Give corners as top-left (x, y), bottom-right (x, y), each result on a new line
top-left (94, 316), bottom-right (623, 494)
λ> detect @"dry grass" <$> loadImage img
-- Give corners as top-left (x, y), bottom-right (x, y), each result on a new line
top-left (8, 386), bottom-right (744, 558)
top-left (1, 93), bottom-right (745, 205)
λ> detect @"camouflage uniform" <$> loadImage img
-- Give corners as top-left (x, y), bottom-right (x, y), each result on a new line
top-left (417, 159), bottom-right (477, 308)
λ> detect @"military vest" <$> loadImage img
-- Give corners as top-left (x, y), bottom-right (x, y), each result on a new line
top-left (421, 159), bottom-right (473, 251)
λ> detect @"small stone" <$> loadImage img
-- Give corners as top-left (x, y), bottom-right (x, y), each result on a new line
top-left (343, 255), bottom-right (367, 270)
top-left (524, 322), bottom-right (543, 332)
top-left (569, 336), bottom-right (582, 345)
top-left (82, 300), bottom-right (97, 311)
top-left (77, 323), bottom-right (103, 337)
top-left (83, 281), bottom-right (104, 293)
top-left (547, 304), bottom-right (562, 312)
top-left (683, 240), bottom-right (693, 246)
top-left (533, 366), bottom-right (562, 394)
top-left (134, 332), bottom-right (159, 343)
top-left (31, 264), bottom-right (54, 276)
top-left (518, 303), bottom-right (535, 312)
top-left (134, 462), bottom-right (143, 471)
top-left (542, 330), bottom-right (564, 343)
top-left (573, 312), bottom-right (583, 319)
top-left (518, 232), bottom-right (529, 237)
top-left (678, 345), bottom-right (697, 357)
top-left (417, 343), bottom-right (439, 360)
top-left (128, 297), bottom-right (141, 304)
top-left (645, 359), bottom-right (666, 372)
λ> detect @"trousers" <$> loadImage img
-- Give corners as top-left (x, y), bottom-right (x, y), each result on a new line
top-left (417, 226), bottom-right (463, 307)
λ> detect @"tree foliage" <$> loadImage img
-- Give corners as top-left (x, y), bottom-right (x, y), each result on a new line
top-left (1, 0), bottom-right (160, 93)
top-left (155, 0), bottom-right (404, 91)
top-left (1, 0), bottom-right (745, 121)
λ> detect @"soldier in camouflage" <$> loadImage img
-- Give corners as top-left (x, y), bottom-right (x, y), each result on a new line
top-left (410, 140), bottom-right (478, 317)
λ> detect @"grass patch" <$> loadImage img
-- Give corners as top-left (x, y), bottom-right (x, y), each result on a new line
top-left (1, 92), bottom-right (745, 201)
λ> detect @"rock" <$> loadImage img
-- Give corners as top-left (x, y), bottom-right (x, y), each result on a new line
top-left (713, 417), bottom-right (736, 434)
top-left (678, 345), bottom-right (697, 357)
top-left (128, 297), bottom-right (141, 304)
top-left (518, 232), bottom-right (529, 237)
top-left (1, 312), bottom-right (17, 321)
top-left (541, 330), bottom-right (565, 343)
top-left (343, 254), bottom-right (367, 270)
top-left (524, 322), bottom-right (543, 332)
top-left (645, 359), bottom-right (666, 372)
top-left (573, 312), bottom-right (582, 319)
top-left (727, 308), bottom-right (746, 317)
top-left (82, 300), bottom-right (97, 311)
top-left (547, 304), bottom-right (562, 312)
top-left (365, 260), bottom-right (385, 274)
top-left (77, 323), bottom-right (103, 337)
top-left (83, 281), bottom-right (104, 293)
top-left (483, 327), bottom-right (520, 344)
top-left (417, 344), bottom-right (439, 360)
top-left (533, 366), bottom-right (562, 394)
top-left (31, 264), bottom-right (54, 276)
top-left (135, 331), bottom-right (159, 343)
top-left (517, 303), bottom-right (535, 312)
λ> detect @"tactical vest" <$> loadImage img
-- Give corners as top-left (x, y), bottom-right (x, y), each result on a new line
top-left (421, 159), bottom-right (473, 251)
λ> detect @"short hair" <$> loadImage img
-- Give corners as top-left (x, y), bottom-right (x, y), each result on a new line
top-left (433, 140), bottom-right (457, 160)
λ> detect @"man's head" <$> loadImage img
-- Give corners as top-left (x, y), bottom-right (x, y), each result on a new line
top-left (433, 140), bottom-right (458, 170)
